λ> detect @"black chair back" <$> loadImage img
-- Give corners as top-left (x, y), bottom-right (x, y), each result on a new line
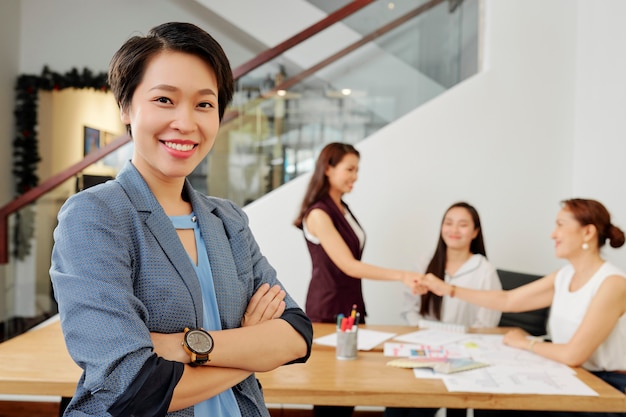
top-left (496, 269), bottom-right (550, 336)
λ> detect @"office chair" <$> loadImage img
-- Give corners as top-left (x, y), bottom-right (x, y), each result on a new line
top-left (496, 269), bottom-right (550, 337)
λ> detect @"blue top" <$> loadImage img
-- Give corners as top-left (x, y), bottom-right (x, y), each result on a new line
top-left (170, 213), bottom-right (241, 417)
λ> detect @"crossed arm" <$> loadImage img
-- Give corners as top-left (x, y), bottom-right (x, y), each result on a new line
top-left (151, 283), bottom-right (309, 412)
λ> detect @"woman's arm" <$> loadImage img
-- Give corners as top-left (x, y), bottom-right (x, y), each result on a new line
top-left (152, 283), bottom-right (308, 371)
top-left (165, 317), bottom-right (308, 412)
top-left (504, 275), bottom-right (626, 366)
top-left (306, 208), bottom-right (423, 291)
top-left (471, 266), bottom-right (503, 328)
top-left (168, 366), bottom-right (250, 411)
top-left (153, 284), bottom-right (310, 412)
top-left (421, 271), bottom-right (555, 313)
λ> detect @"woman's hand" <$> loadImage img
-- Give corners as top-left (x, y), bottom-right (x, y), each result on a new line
top-left (502, 328), bottom-right (532, 350)
top-left (420, 273), bottom-right (448, 296)
top-left (400, 271), bottom-right (427, 295)
top-left (241, 283), bottom-right (286, 327)
top-left (151, 331), bottom-right (188, 363)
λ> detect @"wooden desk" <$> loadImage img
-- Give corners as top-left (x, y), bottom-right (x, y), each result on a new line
top-left (259, 323), bottom-right (626, 412)
top-left (0, 320), bottom-right (624, 412)
top-left (0, 319), bottom-right (79, 397)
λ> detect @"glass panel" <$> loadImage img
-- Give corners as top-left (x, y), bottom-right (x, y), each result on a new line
top-left (1, 141), bottom-right (134, 341)
top-left (1, 206), bottom-right (57, 341)
top-left (203, 0), bottom-right (480, 206)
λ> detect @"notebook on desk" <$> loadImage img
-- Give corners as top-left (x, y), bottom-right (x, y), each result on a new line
top-left (386, 357), bottom-right (489, 374)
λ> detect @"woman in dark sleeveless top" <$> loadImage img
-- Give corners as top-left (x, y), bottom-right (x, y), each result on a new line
top-left (294, 142), bottom-right (425, 417)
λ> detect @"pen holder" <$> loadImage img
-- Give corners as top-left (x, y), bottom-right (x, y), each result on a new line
top-left (336, 328), bottom-right (358, 360)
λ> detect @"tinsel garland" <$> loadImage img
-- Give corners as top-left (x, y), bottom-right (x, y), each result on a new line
top-left (12, 66), bottom-right (108, 259)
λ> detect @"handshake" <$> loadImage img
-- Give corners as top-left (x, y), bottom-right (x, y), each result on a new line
top-left (401, 272), bottom-right (451, 297)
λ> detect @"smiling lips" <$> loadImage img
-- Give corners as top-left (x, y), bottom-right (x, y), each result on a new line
top-left (163, 141), bottom-right (197, 152)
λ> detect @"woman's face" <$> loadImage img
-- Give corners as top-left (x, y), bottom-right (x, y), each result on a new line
top-left (325, 153), bottom-right (359, 195)
top-left (121, 50), bottom-right (220, 183)
top-left (441, 207), bottom-right (478, 251)
top-left (551, 208), bottom-right (586, 258)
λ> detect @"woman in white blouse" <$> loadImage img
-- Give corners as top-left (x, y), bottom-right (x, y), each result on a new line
top-left (387, 202), bottom-right (502, 417)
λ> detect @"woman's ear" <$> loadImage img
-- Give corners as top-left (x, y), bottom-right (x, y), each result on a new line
top-left (583, 224), bottom-right (598, 242)
top-left (120, 106), bottom-right (130, 125)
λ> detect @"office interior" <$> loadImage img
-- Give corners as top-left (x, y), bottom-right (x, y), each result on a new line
top-left (0, 0), bottom-right (625, 416)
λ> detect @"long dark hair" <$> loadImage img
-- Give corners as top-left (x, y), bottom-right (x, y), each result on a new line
top-left (293, 142), bottom-right (360, 229)
top-left (420, 202), bottom-right (487, 319)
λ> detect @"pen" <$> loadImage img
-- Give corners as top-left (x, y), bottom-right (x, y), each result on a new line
top-left (340, 317), bottom-right (349, 332)
top-left (350, 304), bottom-right (357, 319)
top-left (336, 314), bottom-right (344, 329)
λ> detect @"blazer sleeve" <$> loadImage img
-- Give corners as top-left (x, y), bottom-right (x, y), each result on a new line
top-left (50, 189), bottom-right (173, 410)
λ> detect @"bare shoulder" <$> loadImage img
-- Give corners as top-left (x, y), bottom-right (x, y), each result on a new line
top-left (306, 208), bottom-right (332, 226)
top-left (602, 273), bottom-right (626, 288)
top-left (596, 274), bottom-right (626, 314)
top-left (305, 208), bottom-right (336, 239)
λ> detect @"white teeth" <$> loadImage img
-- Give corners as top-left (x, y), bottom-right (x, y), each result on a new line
top-left (164, 141), bottom-right (195, 151)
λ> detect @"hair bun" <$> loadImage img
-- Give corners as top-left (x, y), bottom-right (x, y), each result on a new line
top-left (608, 224), bottom-right (625, 248)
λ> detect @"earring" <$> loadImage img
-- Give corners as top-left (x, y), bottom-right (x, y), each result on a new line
top-left (582, 242), bottom-right (589, 250)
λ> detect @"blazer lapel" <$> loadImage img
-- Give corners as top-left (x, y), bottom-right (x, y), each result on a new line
top-left (116, 162), bottom-right (204, 321)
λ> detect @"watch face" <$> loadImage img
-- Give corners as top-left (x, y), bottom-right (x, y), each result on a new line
top-left (186, 329), bottom-right (213, 354)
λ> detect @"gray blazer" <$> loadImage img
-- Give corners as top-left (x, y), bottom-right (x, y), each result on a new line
top-left (51, 162), bottom-right (307, 416)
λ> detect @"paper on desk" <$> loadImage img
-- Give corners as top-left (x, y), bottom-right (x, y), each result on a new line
top-left (461, 334), bottom-right (574, 373)
top-left (314, 329), bottom-right (397, 351)
top-left (393, 329), bottom-right (470, 346)
top-left (442, 365), bottom-right (598, 396)
top-left (410, 333), bottom-right (598, 396)
top-left (384, 342), bottom-right (425, 357)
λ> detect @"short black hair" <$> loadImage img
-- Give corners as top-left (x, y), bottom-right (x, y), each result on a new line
top-left (108, 22), bottom-right (234, 122)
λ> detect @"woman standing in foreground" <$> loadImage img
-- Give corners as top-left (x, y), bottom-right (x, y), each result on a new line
top-left (50, 22), bottom-right (311, 417)
top-left (386, 202), bottom-right (502, 417)
top-left (421, 198), bottom-right (626, 417)
top-left (294, 142), bottom-right (423, 417)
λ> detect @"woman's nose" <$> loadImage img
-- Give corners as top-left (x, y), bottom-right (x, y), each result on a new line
top-left (171, 106), bottom-right (196, 133)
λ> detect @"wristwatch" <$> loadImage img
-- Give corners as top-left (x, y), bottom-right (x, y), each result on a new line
top-left (182, 327), bottom-right (214, 366)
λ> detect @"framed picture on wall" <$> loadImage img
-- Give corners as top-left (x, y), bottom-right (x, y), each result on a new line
top-left (102, 130), bottom-right (116, 147)
top-left (83, 126), bottom-right (101, 156)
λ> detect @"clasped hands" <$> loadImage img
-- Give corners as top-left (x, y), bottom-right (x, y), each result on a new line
top-left (403, 272), bottom-right (448, 296)
top-left (410, 273), bottom-right (534, 351)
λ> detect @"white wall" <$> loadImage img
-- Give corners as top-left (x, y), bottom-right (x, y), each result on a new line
top-left (245, 0), bottom-right (626, 325)
top-left (572, 0), bottom-right (626, 268)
